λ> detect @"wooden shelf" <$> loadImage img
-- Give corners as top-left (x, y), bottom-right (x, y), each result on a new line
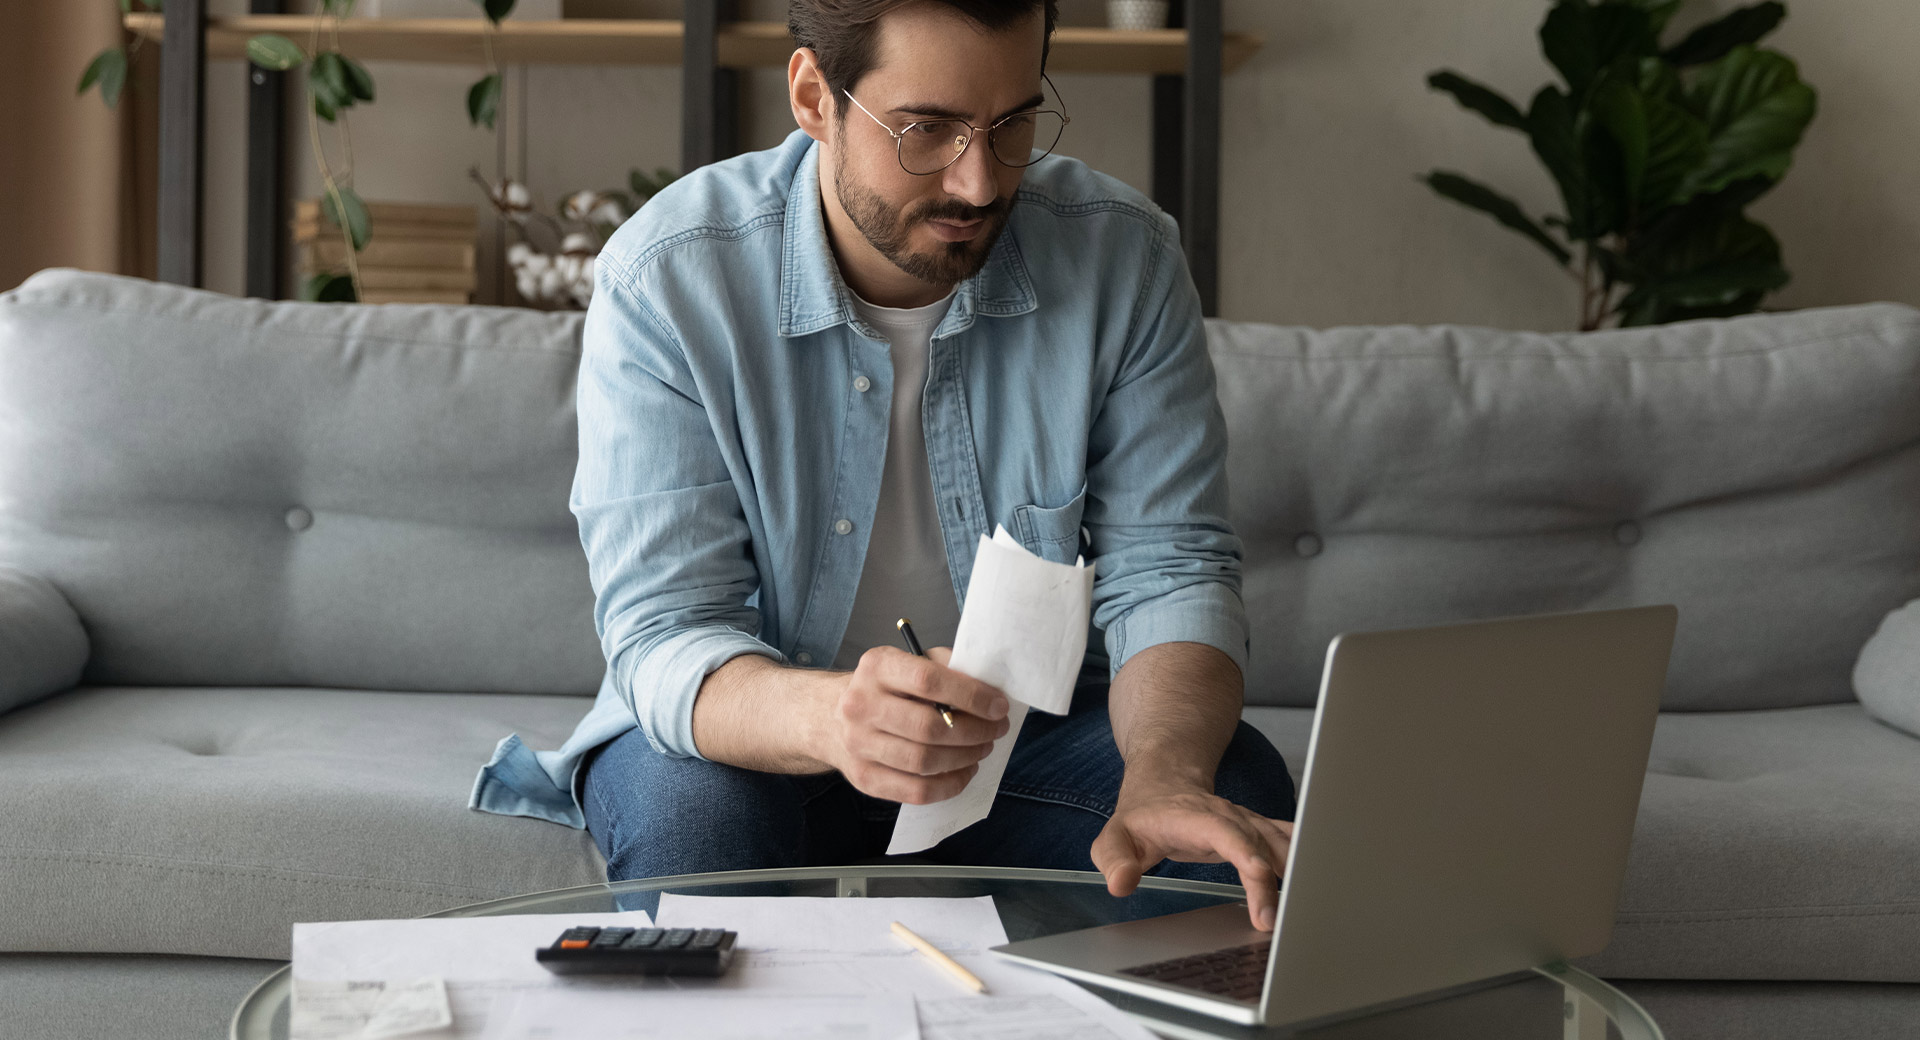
top-left (122, 14), bottom-right (1260, 73)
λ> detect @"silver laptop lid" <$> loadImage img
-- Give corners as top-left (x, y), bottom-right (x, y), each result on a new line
top-left (1261, 605), bottom-right (1677, 1025)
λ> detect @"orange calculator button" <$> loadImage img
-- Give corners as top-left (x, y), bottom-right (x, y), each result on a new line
top-left (560, 939), bottom-right (590, 949)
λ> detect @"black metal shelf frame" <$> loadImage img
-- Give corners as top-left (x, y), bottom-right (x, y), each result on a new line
top-left (156, 0), bottom-right (1224, 314)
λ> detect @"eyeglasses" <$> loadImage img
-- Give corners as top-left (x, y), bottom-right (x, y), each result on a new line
top-left (842, 79), bottom-right (1071, 176)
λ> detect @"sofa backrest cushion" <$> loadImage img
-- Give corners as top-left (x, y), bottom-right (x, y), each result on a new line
top-left (0, 270), bottom-right (604, 695)
top-left (1212, 303), bottom-right (1920, 711)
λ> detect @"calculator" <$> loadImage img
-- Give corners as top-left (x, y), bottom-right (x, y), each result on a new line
top-left (535, 926), bottom-right (738, 976)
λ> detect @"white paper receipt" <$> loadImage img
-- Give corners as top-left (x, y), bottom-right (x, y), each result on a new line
top-left (889, 526), bottom-right (1094, 854)
top-left (291, 977), bottom-right (453, 1040)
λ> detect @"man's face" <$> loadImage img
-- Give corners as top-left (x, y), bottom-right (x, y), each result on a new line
top-left (829, 4), bottom-right (1046, 289)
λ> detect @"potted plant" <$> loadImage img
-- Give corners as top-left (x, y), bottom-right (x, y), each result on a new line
top-left (1421, 0), bottom-right (1817, 329)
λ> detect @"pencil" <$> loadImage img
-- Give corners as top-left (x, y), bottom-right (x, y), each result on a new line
top-left (890, 920), bottom-right (987, 994)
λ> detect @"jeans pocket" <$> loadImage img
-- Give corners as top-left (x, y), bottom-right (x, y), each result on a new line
top-left (1011, 482), bottom-right (1089, 564)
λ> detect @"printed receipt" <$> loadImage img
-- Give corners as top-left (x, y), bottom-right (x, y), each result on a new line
top-left (888, 526), bottom-right (1094, 854)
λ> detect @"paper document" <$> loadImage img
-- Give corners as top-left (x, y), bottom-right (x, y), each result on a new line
top-left (650, 895), bottom-right (1157, 1040)
top-left (655, 894), bottom-right (1008, 951)
top-left (483, 991), bottom-right (917, 1040)
top-left (291, 978), bottom-right (453, 1040)
top-left (889, 526), bottom-right (1095, 854)
top-left (293, 911), bottom-right (658, 1038)
top-left (293, 911), bottom-right (655, 983)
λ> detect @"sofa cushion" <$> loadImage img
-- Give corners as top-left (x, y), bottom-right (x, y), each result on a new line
top-left (0, 686), bottom-right (604, 960)
top-left (0, 270), bottom-right (603, 696)
top-left (1853, 598), bottom-right (1920, 739)
top-left (1211, 303), bottom-right (1920, 711)
top-left (1243, 703), bottom-right (1920, 983)
top-left (0, 568), bottom-right (86, 713)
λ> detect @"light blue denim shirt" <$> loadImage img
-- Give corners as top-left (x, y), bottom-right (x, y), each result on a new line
top-left (471, 129), bottom-right (1246, 828)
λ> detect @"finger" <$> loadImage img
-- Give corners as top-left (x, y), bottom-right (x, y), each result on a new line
top-left (853, 730), bottom-right (996, 777)
top-left (1090, 819), bottom-right (1149, 898)
top-left (867, 685), bottom-right (1007, 746)
top-left (1126, 809), bottom-right (1278, 929)
top-left (926, 646), bottom-right (952, 666)
top-left (844, 759), bottom-right (978, 805)
top-left (869, 646), bottom-right (1009, 721)
top-left (1252, 816), bottom-right (1295, 874)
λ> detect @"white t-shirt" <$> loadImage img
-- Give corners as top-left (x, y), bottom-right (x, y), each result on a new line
top-left (832, 290), bottom-right (963, 671)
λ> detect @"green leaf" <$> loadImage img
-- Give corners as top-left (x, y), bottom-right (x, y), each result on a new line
top-left (300, 272), bottom-right (358, 303)
top-left (245, 34), bottom-right (306, 72)
top-left (120, 0), bottom-right (133, 13)
top-left (1539, 0), bottom-right (1659, 99)
top-left (1422, 170), bottom-right (1573, 265)
top-left (1616, 206), bottom-right (1786, 323)
top-left (1663, 2), bottom-right (1786, 66)
top-left (1592, 76), bottom-right (1708, 214)
top-left (467, 73), bottom-right (502, 129)
top-left (342, 56), bottom-right (376, 102)
top-left (309, 53), bottom-right (357, 119)
top-left (1679, 46), bottom-right (1817, 198)
top-left (1526, 86), bottom-right (1593, 240)
top-left (1427, 71), bottom-right (1528, 130)
top-left (1628, 0), bottom-right (1683, 35)
top-left (479, 0), bottom-right (516, 23)
top-left (78, 49), bottom-right (128, 109)
top-left (321, 186), bottom-right (372, 251)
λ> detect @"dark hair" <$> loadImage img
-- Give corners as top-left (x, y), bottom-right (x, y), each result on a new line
top-left (789, 0), bottom-right (1059, 109)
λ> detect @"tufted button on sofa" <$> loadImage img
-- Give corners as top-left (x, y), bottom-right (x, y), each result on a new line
top-left (3, 270), bottom-right (1918, 1039)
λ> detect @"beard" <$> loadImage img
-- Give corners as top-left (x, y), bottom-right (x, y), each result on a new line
top-left (834, 148), bottom-right (1012, 288)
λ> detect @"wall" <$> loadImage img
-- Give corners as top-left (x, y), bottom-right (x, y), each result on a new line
top-left (186, 0), bottom-right (1919, 330)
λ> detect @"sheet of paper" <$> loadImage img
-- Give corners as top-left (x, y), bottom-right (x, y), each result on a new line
top-left (480, 991), bottom-right (917, 1040)
top-left (889, 527), bottom-right (1094, 854)
top-left (654, 894), bottom-right (1008, 951)
top-left (293, 911), bottom-right (654, 983)
top-left (291, 978), bottom-right (453, 1040)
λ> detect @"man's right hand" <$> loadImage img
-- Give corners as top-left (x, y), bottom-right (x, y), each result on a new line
top-left (818, 646), bottom-right (1012, 805)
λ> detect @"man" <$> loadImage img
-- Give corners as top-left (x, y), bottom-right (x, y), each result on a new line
top-left (471, 0), bottom-right (1296, 931)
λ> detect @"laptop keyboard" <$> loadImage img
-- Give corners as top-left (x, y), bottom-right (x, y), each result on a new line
top-left (1117, 940), bottom-right (1271, 1002)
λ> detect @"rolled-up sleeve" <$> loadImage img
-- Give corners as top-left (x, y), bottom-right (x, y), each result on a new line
top-left (1086, 215), bottom-right (1249, 679)
top-left (573, 258), bottom-right (781, 759)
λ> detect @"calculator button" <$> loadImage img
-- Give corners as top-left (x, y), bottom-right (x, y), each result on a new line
top-left (591, 928), bottom-right (634, 948)
top-left (663, 928), bottom-right (696, 948)
top-left (691, 929), bottom-right (724, 949)
top-left (624, 929), bottom-right (664, 948)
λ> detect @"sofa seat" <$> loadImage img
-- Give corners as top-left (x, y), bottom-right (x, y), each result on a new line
top-left (0, 687), bottom-right (603, 961)
top-left (1242, 702), bottom-right (1920, 984)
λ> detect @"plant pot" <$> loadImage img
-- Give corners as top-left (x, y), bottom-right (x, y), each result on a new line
top-left (1106, 0), bottom-right (1169, 31)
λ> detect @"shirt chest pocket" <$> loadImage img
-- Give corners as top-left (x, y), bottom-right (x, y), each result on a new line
top-left (1010, 483), bottom-right (1089, 565)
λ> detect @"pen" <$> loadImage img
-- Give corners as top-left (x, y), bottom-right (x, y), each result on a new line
top-left (896, 618), bottom-right (957, 730)
top-left (891, 920), bottom-right (987, 994)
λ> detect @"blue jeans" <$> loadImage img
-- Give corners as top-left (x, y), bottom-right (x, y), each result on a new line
top-left (580, 685), bottom-right (1296, 886)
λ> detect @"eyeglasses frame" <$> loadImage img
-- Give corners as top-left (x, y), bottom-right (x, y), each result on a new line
top-left (841, 76), bottom-right (1071, 177)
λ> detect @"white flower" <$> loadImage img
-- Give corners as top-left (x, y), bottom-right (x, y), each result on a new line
top-left (589, 198), bottom-right (627, 226)
top-left (507, 242), bottom-right (532, 266)
top-left (561, 232), bottom-right (597, 255)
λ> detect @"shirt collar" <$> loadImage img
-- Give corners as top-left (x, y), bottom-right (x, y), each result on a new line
top-left (778, 140), bottom-right (1038, 340)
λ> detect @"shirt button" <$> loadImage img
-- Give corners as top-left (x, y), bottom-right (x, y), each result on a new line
top-left (795, 651), bottom-right (813, 666)
top-left (834, 518), bottom-right (854, 536)
top-left (853, 376), bottom-right (872, 393)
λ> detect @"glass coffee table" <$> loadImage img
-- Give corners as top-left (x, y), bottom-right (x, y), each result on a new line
top-left (231, 865), bottom-right (1659, 1039)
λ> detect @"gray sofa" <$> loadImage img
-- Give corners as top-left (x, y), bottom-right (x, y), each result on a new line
top-left (2, 268), bottom-right (1916, 1039)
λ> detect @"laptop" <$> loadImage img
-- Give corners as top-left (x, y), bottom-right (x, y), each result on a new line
top-left (990, 605), bottom-right (1678, 1030)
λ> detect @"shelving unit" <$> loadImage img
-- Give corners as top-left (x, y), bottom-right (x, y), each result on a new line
top-left (140, 0), bottom-right (1255, 313)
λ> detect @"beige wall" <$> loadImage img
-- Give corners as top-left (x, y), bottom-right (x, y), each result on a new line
top-left (189, 0), bottom-right (1918, 330)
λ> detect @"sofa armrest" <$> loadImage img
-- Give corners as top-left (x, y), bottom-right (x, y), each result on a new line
top-left (0, 568), bottom-right (88, 713)
top-left (1854, 598), bottom-right (1920, 740)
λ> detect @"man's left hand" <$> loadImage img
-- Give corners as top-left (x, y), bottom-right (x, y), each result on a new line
top-left (1090, 778), bottom-right (1295, 932)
